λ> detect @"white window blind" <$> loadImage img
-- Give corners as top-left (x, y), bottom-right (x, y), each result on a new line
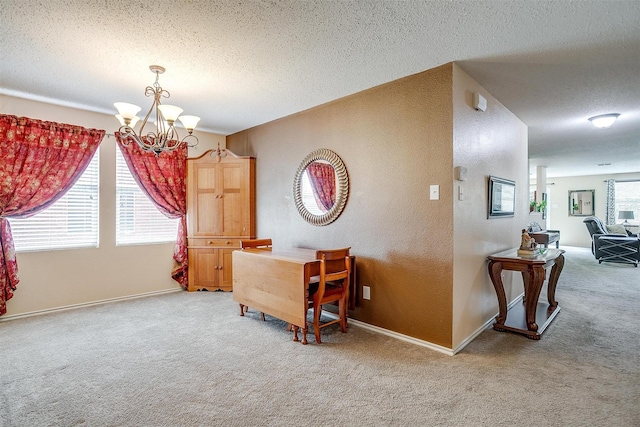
top-left (116, 146), bottom-right (178, 245)
top-left (9, 149), bottom-right (100, 252)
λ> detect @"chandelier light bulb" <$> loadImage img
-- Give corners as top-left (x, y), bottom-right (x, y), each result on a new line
top-left (114, 102), bottom-right (142, 120)
top-left (116, 114), bottom-right (140, 128)
top-left (588, 113), bottom-right (620, 129)
top-left (179, 115), bottom-right (200, 132)
top-left (157, 104), bottom-right (183, 123)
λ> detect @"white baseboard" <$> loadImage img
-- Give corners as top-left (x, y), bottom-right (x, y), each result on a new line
top-left (0, 288), bottom-right (182, 322)
top-left (348, 317), bottom-right (456, 356)
top-left (451, 292), bottom-right (524, 354)
top-left (326, 292), bottom-right (525, 356)
top-left (323, 312), bottom-right (454, 356)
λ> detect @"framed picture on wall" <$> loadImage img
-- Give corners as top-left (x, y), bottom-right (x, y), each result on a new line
top-left (488, 176), bottom-right (515, 218)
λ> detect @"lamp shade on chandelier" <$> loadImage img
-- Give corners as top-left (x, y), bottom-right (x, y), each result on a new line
top-left (114, 65), bottom-right (200, 155)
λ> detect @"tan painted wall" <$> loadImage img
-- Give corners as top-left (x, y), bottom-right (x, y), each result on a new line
top-left (228, 63), bottom-right (528, 349)
top-left (228, 64), bottom-right (455, 347)
top-left (451, 65), bottom-right (529, 349)
top-left (0, 95), bottom-right (225, 317)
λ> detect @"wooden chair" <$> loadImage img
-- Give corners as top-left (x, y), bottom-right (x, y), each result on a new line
top-left (238, 239), bottom-right (273, 320)
top-left (241, 238), bottom-right (273, 250)
top-left (305, 247), bottom-right (351, 344)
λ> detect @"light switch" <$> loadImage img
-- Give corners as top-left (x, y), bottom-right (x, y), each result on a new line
top-left (458, 185), bottom-right (464, 201)
top-left (430, 185), bottom-right (439, 200)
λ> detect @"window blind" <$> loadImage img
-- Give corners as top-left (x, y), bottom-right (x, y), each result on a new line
top-left (9, 149), bottom-right (100, 252)
top-left (115, 146), bottom-right (178, 245)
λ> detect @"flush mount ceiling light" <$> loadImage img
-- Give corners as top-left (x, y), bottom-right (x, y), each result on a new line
top-left (588, 113), bottom-right (620, 129)
top-left (114, 65), bottom-right (200, 155)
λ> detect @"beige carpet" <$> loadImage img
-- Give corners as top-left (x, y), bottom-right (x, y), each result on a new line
top-left (1, 246), bottom-right (638, 426)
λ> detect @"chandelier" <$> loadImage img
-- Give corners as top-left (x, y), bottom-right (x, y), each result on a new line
top-left (114, 65), bottom-right (200, 155)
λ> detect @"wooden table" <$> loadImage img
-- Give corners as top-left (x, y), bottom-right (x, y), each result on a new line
top-left (487, 248), bottom-right (565, 339)
top-left (232, 247), bottom-right (319, 344)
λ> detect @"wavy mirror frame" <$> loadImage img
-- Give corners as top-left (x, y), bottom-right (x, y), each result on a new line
top-left (293, 148), bottom-right (349, 226)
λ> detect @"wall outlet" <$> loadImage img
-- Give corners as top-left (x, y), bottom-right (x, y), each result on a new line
top-left (363, 285), bottom-right (371, 300)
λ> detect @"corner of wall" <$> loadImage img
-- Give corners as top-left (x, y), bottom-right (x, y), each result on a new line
top-left (451, 64), bottom-right (529, 349)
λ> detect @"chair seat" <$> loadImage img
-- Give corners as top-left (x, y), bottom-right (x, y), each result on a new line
top-left (309, 281), bottom-right (344, 297)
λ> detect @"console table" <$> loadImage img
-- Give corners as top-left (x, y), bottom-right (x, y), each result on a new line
top-left (487, 248), bottom-right (565, 339)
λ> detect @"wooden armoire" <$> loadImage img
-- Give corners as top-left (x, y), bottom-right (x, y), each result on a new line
top-left (186, 149), bottom-right (255, 291)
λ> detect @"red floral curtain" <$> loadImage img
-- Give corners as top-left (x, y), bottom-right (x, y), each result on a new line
top-left (114, 133), bottom-right (188, 288)
top-left (307, 162), bottom-right (336, 213)
top-left (0, 115), bottom-right (104, 316)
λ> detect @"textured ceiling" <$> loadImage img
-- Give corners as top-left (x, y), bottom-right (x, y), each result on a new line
top-left (1, 0), bottom-right (639, 178)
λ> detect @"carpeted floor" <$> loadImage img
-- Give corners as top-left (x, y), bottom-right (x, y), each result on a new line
top-left (1, 246), bottom-right (638, 426)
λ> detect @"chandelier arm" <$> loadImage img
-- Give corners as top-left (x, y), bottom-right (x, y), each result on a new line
top-left (181, 134), bottom-right (199, 148)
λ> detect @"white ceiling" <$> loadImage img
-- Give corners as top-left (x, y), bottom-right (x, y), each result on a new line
top-left (1, 0), bottom-right (639, 178)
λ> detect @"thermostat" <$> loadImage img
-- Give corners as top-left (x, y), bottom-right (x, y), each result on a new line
top-left (473, 92), bottom-right (487, 112)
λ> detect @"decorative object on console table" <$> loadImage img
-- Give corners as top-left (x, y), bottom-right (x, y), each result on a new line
top-left (517, 228), bottom-right (539, 258)
top-left (186, 148), bottom-right (256, 291)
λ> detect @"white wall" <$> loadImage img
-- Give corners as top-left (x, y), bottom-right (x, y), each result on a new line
top-left (451, 65), bottom-right (529, 350)
top-left (0, 95), bottom-right (225, 317)
top-left (535, 172), bottom-right (640, 248)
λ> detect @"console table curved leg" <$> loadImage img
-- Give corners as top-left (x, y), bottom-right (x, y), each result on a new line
top-left (524, 266), bottom-right (546, 333)
top-left (547, 254), bottom-right (564, 308)
top-left (488, 260), bottom-right (507, 328)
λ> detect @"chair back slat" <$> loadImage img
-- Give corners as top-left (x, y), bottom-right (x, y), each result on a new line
top-left (241, 238), bottom-right (273, 249)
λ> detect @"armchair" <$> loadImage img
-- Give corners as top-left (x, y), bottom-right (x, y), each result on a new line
top-left (583, 216), bottom-right (639, 267)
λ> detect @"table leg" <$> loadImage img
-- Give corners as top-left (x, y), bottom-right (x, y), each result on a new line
top-left (547, 254), bottom-right (564, 309)
top-left (523, 265), bottom-right (546, 333)
top-left (239, 304), bottom-right (245, 316)
top-left (488, 260), bottom-right (507, 327)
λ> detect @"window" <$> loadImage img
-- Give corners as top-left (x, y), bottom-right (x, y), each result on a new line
top-left (9, 149), bottom-right (100, 252)
top-left (115, 146), bottom-right (178, 245)
top-left (615, 180), bottom-right (640, 226)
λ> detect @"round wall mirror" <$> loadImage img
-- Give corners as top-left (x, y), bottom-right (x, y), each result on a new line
top-left (293, 148), bottom-right (349, 226)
